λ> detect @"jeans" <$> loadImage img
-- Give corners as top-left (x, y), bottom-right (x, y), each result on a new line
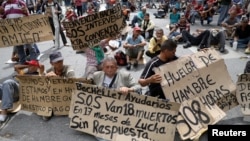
top-left (33, 43), bottom-right (40, 54)
top-left (82, 2), bottom-right (87, 13)
top-left (131, 16), bottom-right (142, 27)
top-left (217, 4), bottom-right (230, 25)
top-left (17, 43), bottom-right (37, 64)
top-left (0, 79), bottom-right (19, 110)
top-left (208, 31), bottom-right (225, 50)
top-left (237, 37), bottom-right (250, 48)
top-left (168, 31), bottom-right (181, 39)
top-left (190, 10), bottom-right (200, 24)
top-left (48, 17), bottom-right (67, 45)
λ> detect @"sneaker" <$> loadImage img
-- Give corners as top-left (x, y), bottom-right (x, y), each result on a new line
top-left (183, 42), bottom-right (191, 48)
top-left (219, 47), bottom-right (225, 53)
top-left (0, 114), bottom-right (7, 122)
top-left (133, 60), bottom-right (138, 68)
top-left (0, 116), bottom-right (10, 129)
top-left (126, 63), bottom-right (131, 70)
top-left (42, 116), bottom-right (51, 121)
top-left (245, 48), bottom-right (250, 54)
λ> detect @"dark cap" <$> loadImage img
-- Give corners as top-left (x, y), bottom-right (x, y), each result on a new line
top-left (49, 52), bottom-right (64, 63)
top-left (25, 60), bottom-right (40, 67)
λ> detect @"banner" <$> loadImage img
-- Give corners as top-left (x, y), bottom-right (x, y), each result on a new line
top-left (17, 76), bottom-right (90, 116)
top-left (62, 4), bottom-right (124, 50)
top-left (0, 14), bottom-right (53, 47)
top-left (69, 83), bottom-right (180, 141)
top-left (153, 49), bottom-right (238, 140)
top-left (236, 73), bottom-right (250, 115)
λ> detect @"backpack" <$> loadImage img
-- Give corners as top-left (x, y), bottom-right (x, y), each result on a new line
top-left (114, 51), bottom-right (127, 66)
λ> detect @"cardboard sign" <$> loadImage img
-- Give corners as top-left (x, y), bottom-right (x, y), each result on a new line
top-left (17, 76), bottom-right (90, 116)
top-left (0, 14), bottom-right (53, 47)
top-left (62, 4), bottom-right (125, 50)
top-left (236, 73), bottom-right (250, 115)
top-left (153, 49), bottom-right (238, 140)
top-left (69, 83), bottom-right (180, 141)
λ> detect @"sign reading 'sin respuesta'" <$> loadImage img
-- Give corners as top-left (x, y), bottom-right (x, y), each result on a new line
top-left (70, 83), bottom-right (180, 141)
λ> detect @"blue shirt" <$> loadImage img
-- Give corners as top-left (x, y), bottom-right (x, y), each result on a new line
top-left (125, 34), bottom-right (145, 45)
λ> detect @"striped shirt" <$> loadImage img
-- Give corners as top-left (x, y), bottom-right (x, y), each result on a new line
top-left (140, 56), bottom-right (178, 99)
top-left (2, 0), bottom-right (28, 19)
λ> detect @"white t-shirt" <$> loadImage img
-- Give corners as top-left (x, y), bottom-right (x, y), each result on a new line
top-left (103, 75), bottom-right (116, 88)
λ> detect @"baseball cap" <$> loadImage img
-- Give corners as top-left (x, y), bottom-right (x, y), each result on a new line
top-left (134, 26), bottom-right (142, 31)
top-left (25, 60), bottom-right (40, 67)
top-left (49, 52), bottom-right (64, 63)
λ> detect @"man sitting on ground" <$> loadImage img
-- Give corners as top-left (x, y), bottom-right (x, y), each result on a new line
top-left (0, 60), bottom-right (44, 123)
top-left (145, 28), bottom-right (167, 58)
top-left (92, 57), bottom-right (141, 95)
top-left (43, 51), bottom-right (75, 120)
top-left (123, 27), bottom-right (147, 70)
top-left (139, 39), bottom-right (178, 100)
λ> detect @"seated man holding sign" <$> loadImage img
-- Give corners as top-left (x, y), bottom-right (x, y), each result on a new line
top-left (0, 60), bottom-right (44, 123)
top-left (92, 57), bottom-right (141, 95)
top-left (139, 39), bottom-right (178, 100)
top-left (92, 57), bottom-right (141, 141)
top-left (42, 51), bottom-right (75, 121)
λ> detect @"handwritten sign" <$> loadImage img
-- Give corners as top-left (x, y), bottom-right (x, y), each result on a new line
top-left (236, 73), bottom-right (250, 115)
top-left (153, 49), bottom-right (238, 140)
top-left (17, 76), bottom-right (90, 116)
top-left (0, 14), bottom-right (53, 47)
top-left (62, 4), bottom-right (124, 50)
top-left (69, 83), bottom-right (180, 141)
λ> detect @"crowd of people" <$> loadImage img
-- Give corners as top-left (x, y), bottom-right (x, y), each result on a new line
top-left (0, 0), bottom-right (250, 140)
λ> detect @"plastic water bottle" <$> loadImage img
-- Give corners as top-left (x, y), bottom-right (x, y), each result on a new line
top-left (233, 41), bottom-right (237, 51)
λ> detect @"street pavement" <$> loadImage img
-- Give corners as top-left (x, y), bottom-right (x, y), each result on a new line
top-left (0, 3), bottom-right (249, 141)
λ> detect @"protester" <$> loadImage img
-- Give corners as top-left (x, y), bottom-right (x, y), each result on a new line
top-left (234, 17), bottom-right (250, 53)
top-left (41, 0), bottom-right (68, 47)
top-left (145, 28), bottom-right (167, 58)
top-left (244, 58), bottom-right (250, 73)
top-left (221, 10), bottom-right (239, 40)
top-left (42, 51), bottom-right (75, 120)
top-left (200, 1), bottom-right (215, 25)
top-left (46, 51), bottom-right (75, 78)
top-left (196, 28), bottom-right (226, 53)
top-left (26, 0), bottom-right (35, 14)
top-left (0, 60), bottom-right (44, 123)
top-left (83, 41), bottom-right (106, 80)
top-left (189, 2), bottom-right (203, 25)
top-left (123, 27), bottom-right (146, 70)
top-left (74, 0), bottom-right (83, 16)
top-left (182, 29), bottom-right (210, 50)
top-left (92, 57), bottom-right (141, 95)
top-left (168, 15), bottom-right (190, 42)
top-left (0, 0), bottom-right (38, 64)
top-left (140, 13), bottom-right (155, 40)
top-left (217, 0), bottom-right (231, 26)
top-left (169, 7), bottom-right (181, 30)
top-left (130, 7), bottom-right (146, 27)
top-left (139, 39), bottom-right (178, 99)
